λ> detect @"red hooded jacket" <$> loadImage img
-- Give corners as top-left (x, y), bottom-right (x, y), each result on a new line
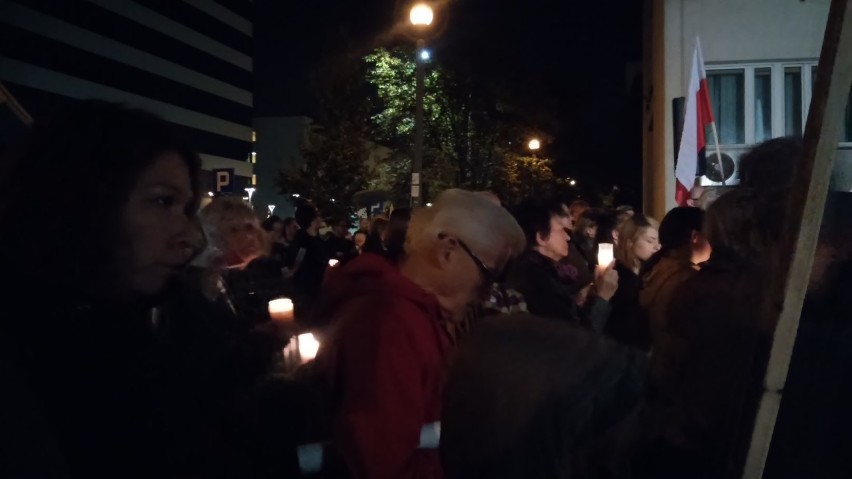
top-left (315, 253), bottom-right (450, 479)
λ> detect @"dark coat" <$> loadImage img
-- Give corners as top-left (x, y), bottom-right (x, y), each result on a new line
top-left (441, 314), bottom-right (648, 479)
top-left (643, 258), bottom-right (770, 479)
top-left (507, 250), bottom-right (611, 331)
top-left (604, 261), bottom-right (651, 351)
top-left (0, 295), bottom-right (227, 477)
top-left (286, 229), bottom-right (330, 315)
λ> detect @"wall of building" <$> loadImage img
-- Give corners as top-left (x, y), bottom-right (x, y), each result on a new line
top-left (646, 0), bottom-right (850, 217)
top-left (252, 116), bottom-right (313, 219)
top-left (0, 0), bottom-right (254, 179)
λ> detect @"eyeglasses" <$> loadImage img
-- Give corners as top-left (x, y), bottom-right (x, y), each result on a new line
top-left (438, 233), bottom-right (499, 287)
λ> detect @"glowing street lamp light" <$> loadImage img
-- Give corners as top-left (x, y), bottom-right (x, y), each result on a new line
top-left (409, 3), bottom-right (434, 26)
top-left (244, 187), bottom-right (256, 204)
top-left (267, 204), bottom-right (276, 217)
top-left (420, 50), bottom-right (431, 61)
top-left (528, 138), bottom-right (541, 151)
top-left (570, 180), bottom-right (577, 186)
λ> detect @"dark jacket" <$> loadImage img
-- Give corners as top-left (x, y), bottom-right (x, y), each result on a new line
top-left (314, 253), bottom-right (450, 479)
top-left (506, 250), bottom-right (611, 331)
top-left (645, 258), bottom-right (770, 479)
top-left (286, 229), bottom-right (329, 315)
top-left (604, 261), bottom-right (651, 351)
top-left (441, 313), bottom-right (648, 479)
top-left (0, 292), bottom-right (228, 478)
top-left (325, 235), bottom-right (359, 265)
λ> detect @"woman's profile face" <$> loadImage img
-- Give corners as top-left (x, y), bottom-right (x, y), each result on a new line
top-left (119, 151), bottom-right (195, 297)
top-left (223, 217), bottom-right (264, 264)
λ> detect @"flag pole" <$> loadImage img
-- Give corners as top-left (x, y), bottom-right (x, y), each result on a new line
top-left (709, 120), bottom-right (726, 186)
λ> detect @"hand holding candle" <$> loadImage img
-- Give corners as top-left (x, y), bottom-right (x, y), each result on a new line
top-left (298, 333), bottom-right (320, 362)
top-left (268, 297), bottom-right (294, 322)
top-left (597, 243), bottom-right (614, 268)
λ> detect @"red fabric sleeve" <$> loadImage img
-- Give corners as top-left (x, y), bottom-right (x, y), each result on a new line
top-left (334, 301), bottom-right (442, 479)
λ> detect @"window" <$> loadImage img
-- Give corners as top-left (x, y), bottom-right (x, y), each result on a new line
top-left (251, 174), bottom-right (257, 186)
top-left (704, 61), bottom-right (852, 146)
top-left (707, 70), bottom-right (745, 145)
top-left (785, 67), bottom-right (803, 136)
top-left (252, 130), bottom-right (257, 142)
top-left (755, 68), bottom-right (772, 142)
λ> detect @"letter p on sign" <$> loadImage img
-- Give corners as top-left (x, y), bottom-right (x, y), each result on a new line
top-left (212, 168), bottom-right (234, 193)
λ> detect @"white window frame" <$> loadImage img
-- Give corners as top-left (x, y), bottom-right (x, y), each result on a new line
top-left (704, 60), bottom-right (831, 147)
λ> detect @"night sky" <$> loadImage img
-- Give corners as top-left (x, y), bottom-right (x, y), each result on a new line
top-left (254, 0), bottom-right (644, 204)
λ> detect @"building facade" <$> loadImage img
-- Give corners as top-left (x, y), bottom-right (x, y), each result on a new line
top-left (0, 0), bottom-right (254, 191)
top-left (643, 0), bottom-right (851, 218)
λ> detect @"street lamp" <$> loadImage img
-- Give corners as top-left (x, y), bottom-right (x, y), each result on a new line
top-left (409, 3), bottom-right (434, 208)
top-left (409, 3), bottom-right (434, 26)
top-left (244, 187), bottom-right (256, 207)
top-left (528, 138), bottom-right (541, 151)
top-left (267, 204), bottom-right (276, 217)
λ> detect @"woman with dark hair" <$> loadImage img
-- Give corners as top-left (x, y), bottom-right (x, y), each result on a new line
top-left (0, 100), bottom-right (235, 477)
top-left (362, 216), bottom-right (389, 256)
top-left (506, 198), bottom-right (618, 331)
top-left (385, 207), bottom-right (411, 263)
top-left (639, 207), bottom-right (710, 385)
top-left (261, 215), bottom-right (289, 267)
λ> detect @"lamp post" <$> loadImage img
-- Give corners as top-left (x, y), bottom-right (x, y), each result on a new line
top-left (409, 3), bottom-right (433, 207)
top-left (244, 187), bottom-right (256, 208)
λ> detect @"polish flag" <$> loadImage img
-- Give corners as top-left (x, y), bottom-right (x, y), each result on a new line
top-left (675, 38), bottom-right (716, 206)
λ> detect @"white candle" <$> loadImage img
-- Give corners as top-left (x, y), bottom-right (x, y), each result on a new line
top-left (597, 243), bottom-right (614, 267)
top-left (268, 297), bottom-right (294, 322)
top-left (298, 333), bottom-right (320, 362)
top-left (328, 259), bottom-right (340, 267)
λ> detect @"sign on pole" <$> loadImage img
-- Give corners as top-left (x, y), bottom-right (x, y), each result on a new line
top-left (213, 168), bottom-right (234, 193)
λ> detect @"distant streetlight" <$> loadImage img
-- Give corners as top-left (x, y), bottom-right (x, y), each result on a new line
top-left (570, 180), bottom-right (577, 186)
top-left (267, 204), bottom-right (276, 217)
top-left (528, 138), bottom-right (541, 151)
top-left (207, 191), bottom-right (214, 197)
top-left (244, 187), bottom-right (256, 207)
top-left (409, 3), bottom-right (435, 208)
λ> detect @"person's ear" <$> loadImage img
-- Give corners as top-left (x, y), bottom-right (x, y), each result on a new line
top-left (691, 230), bottom-right (700, 244)
top-left (436, 235), bottom-right (457, 269)
top-left (536, 231), bottom-right (549, 249)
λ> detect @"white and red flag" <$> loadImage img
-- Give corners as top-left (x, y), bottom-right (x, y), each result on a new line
top-left (675, 38), bottom-right (717, 206)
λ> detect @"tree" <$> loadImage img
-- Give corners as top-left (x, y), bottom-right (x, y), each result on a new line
top-left (492, 153), bottom-right (568, 207)
top-left (277, 53), bottom-right (374, 218)
top-left (364, 47), bottom-right (517, 197)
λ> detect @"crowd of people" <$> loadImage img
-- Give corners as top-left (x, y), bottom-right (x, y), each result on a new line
top-left (0, 99), bottom-right (845, 479)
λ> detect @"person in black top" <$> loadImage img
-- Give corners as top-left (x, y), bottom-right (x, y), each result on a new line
top-left (286, 203), bottom-right (329, 318)
top-left (325, 217), bottom-right (358, 265)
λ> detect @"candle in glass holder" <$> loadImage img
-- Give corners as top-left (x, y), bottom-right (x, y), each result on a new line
top-left (597, 243), bottom-right (614, 267)
top-left (298, 333), bottom-right (320, 362)
top-left (268, 297), bottom-right (294, 322)
top-left (328, 259), bottom-right (340, 267)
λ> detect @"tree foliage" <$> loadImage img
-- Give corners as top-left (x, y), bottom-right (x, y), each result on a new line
top-left (277, 54), bottom-right (373, 218)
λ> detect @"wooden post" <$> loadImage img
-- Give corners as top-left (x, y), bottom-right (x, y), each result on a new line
top-left (0, 82), bottom-right (33, 125)
top-left (742, 1), bottom-right (852, 477)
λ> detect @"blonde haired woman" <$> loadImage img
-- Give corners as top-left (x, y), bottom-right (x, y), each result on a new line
top-left (197, 197), bottom-right (293, 326)
top-left (604, 214), bottom-right (660, 350)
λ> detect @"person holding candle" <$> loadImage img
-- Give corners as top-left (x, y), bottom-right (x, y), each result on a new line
top-left (506, 198), bottom-right (619, 332)
top-left (311, 189), bottom-right (526, 479)
top-left (603, 214), bottom-right (660, 351)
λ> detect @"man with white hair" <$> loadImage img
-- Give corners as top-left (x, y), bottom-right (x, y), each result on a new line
top-left (313, 189), bottom-right (525, 479)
